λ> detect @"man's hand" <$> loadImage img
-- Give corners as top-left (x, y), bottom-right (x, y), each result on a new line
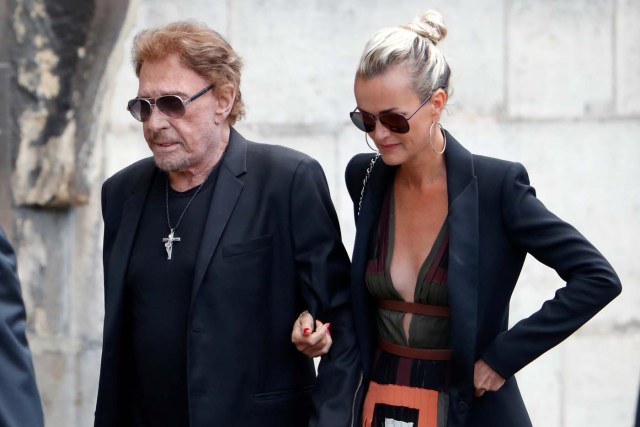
top-left (291, 311), bottom-right (332, 358)
top-left (473, 358), bottom-right (505, 397)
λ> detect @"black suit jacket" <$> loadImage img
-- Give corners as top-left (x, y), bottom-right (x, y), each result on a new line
top-left (345, 132), bottom-right (621, 426)
top-left (0, 226), bottom-right (44, 427)
top-left (95, 128), bottom-right (360, 426)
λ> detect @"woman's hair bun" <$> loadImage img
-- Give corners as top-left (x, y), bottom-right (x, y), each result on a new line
top-left (402, 10), bottom-right (447, 45)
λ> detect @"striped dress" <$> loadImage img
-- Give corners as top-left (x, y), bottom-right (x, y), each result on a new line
top-left (362, 188), bottom-right (451, 427)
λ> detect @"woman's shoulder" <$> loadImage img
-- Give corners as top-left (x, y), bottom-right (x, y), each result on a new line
top-left (472, 153), bottom-right (523, 173)
top-left (472, 154), bottom-right (530, 187)
top-left (346, 152), bottom-right (379, 173)
top-left (345, 153), bottom-right (379, 189)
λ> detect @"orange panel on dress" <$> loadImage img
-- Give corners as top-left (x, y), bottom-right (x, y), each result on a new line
top-left (362, 381), bottom-right (439, 427)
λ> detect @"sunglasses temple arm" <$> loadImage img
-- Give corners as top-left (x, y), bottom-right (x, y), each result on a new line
top-left (184, 84), bottom-right (214, 105)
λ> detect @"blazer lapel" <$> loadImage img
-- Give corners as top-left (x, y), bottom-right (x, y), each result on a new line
top-left (353, 159), bottom-right (391, 264)
top-left (104, 163), bottom-right (156, 339)
top-left (351, 157), bottom-right (396, 373)
top-left (444, 131), bottom-right (480, 394)
top-left (190, 128), bottom-right (247, 306)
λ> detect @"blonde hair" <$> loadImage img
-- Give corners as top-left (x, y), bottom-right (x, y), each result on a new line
top-left (357, 10), bottom-right (451, 102)
top-left (131, 21), bottom-right (245, 125)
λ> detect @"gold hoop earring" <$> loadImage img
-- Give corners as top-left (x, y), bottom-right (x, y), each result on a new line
top-left (429, 121), bottom-right (446, 155)
top-left (365, 133), bottom-right (378, 152)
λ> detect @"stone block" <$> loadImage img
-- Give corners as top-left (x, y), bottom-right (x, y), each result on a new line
top-left (228, 0), bottom-right (369, 126)
top-left (230, 0), bottom-right (503, 125)
top-left (563, 333), bottom-right (640, 427)
top-left (15, 212), bottom-right (72, 337)
top-left (507, 0), bottom-right (614, 119)
top-left (103, 128), bottom-right (150, 178)
top-left (235, 123), bottom-right (340, 191)
top-left (33, 352), bottom-right (75, 426)
top-left (75, 349), bottom-right (103, 427)
top-left (130, 0), bottom-right (228, 31)
top-left (69, 202), bottom-right (106, 340)
top-left (0, 63), bottom-right (11, 230)
top-left (616, 0), bottom-right (640, 115)
top-left (517, 347), bottom-right (563, 426)
top-left (436, 1), bottom-right (506, 118)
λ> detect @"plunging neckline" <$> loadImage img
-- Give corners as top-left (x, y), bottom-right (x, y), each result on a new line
top-left (386, 186), bottom-right (449, 344)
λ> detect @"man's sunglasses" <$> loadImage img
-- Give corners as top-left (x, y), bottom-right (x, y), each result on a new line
top-left (126, 84), bottom-right (214, 122)
top-left (349, 90), bottom-right (438, 134)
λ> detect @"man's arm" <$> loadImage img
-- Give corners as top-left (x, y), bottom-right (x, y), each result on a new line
top-left (289, 158), bottom-right (361, 427)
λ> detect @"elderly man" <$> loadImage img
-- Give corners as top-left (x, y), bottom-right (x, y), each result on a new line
top-left (94, 21), bottom-right (360, 427)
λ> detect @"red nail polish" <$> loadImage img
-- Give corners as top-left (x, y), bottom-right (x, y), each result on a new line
top-left (326, 323), bottom-right (331, 330)
top-left (303, 328), bottom-right (310, 334)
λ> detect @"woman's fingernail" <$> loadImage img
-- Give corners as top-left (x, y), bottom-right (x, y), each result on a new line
top-left (303, 328), bottom-right (311, 334)
top-left (326, 323), bottom-right (331, 330)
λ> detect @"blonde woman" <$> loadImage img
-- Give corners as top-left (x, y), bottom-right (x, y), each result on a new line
top-left (293, 9), bottom-right (621, 427)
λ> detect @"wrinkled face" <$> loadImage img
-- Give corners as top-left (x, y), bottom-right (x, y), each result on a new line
top-left (353, 65), bottom-right (434, 167)
top-left (137, 53), bottom-right (220, 173)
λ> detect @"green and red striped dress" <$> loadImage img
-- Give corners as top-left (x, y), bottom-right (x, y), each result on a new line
top-left (362, 188), bottom-right (451, 427)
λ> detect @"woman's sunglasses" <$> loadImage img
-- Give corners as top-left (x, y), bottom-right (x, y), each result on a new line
top-left (349, 90), bottom-right (437, 134)
top-left (126, 84), bottom-right (214, 122)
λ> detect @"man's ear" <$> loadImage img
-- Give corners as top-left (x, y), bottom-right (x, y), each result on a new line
top-left (214, 83), bottom-right (236, 123)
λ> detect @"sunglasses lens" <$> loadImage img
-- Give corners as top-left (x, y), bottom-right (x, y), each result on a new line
top-left (156, 95), bottom-right (186, 119)
top-left (350, 112), bottom-right (376, 132)
top-left (379, 113), bottom-right (410, 134)
top-left (127, 99), bottom-right (151, 122)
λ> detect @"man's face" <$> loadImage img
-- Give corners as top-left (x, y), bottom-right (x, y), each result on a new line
top-left (137, 53), bottom-right (222, 174)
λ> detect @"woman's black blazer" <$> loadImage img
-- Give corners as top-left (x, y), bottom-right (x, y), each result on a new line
top-left (345, 131), bottom-right (621, 426)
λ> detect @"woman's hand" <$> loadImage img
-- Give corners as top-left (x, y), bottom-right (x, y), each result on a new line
top-left (473, 358), bottom-right (505, 397)
top-left (291, 311), bottom-right (332, 358)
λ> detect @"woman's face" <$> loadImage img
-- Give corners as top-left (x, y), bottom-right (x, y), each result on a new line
top-left (353, 65), bottom-right (435, 167)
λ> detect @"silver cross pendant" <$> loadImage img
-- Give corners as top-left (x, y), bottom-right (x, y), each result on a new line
top-left (162, 229), bottom-right (181, 260)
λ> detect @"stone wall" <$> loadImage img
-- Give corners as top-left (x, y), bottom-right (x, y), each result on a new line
top-left (1, 0), bottom-right (11, 231)
top-left (102, 1), bottom-right (640, 426)
top-left (1, 0), bottom-right (127, 425)
top-left (2, 0), bottom-right (639, 425)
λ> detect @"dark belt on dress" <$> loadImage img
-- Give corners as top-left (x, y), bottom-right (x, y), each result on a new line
top-left (378, 338), bottom-right (452, 360)
top-left (377, 299), bottom-right (451, 360)
top-left (378, 299), bottom-right (450, 317)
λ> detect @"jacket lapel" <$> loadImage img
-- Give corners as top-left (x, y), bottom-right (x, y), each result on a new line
top-left (444, 132), bottom-right (479, 395)
top-left (190, 128), bottom-right (246, 306)
top-left (104, 162), bottom-right (156, 339)
top-left (351, 157), bottom-right (396, 374)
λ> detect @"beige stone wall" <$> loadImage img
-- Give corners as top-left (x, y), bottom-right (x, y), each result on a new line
top-left (8, 0), bottom-right (639, 425)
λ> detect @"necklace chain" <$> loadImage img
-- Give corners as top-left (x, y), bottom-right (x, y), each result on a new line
top-left (165, 171), bottom-right (211, 232)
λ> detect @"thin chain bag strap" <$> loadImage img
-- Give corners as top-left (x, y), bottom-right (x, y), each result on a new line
top-left (357, 153), bottom-right (380, 217)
